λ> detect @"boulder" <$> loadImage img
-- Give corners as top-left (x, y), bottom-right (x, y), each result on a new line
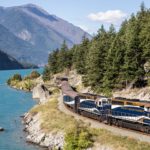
top-left (32, 84), bottom-right (51, 103)
top-left (0, 127), bottom-right (4, 131)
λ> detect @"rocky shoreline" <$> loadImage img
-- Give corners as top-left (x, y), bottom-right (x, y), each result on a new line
top-left (23, 112), bottom-right (64, 149)
top-left (22, 83), bottom-right (65, 150)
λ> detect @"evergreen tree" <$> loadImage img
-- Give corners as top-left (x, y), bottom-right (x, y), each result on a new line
top-left (123, 14), bottom-right (145, 87)
top-left (85, 25), bottom-right (114, 92)
top-left (48, 49), bottom-right (59, 74)
top-left (57, 40), bottom-right (69, 72)
top-left (74, 36), bottom-right (89, 74)
top-left (43, 66), bottom-right (51, 81)
top-left (103, 21), bottom-right (127, 92)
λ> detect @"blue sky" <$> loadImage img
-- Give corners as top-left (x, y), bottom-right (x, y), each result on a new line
top-left (0, 0), bottom-right (150, 34)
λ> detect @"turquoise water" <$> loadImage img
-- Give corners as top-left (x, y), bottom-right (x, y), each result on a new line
top-left (0, 69), bottom-right (44, 150)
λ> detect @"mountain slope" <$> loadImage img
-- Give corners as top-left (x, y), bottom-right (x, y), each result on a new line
top-left (0, 4), bottom-right (91, 65)
top-left (0, 24), bottom-right (43, 64)
top-left (0, 50), bottom-right (24, 70)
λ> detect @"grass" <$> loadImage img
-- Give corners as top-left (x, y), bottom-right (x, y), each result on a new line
top-left (89, 128), bottom-right (150, 150)
top-left (30, 95), bottom-right (94, 149)
top-left (30, 95), bottom-right (76, 133)
top-left (76, 83), bottom-right (85, 92)
top-left (30, 94), bottom-right (150, 150)
top-left (9, 79), bottom-right (35, 91)
top-left (7, 72), bottom-right (39, 91)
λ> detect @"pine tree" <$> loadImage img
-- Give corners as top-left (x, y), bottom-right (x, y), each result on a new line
top-left (85, 25), bottom-right (114, 92)
top-left (123, 14), bottom-right (145, 87)
top-left (74, 36), bottom-right (89, 74)
top-left (102, 35), bottom-right (125, 93)
top-left (57, 40), bottom-right (69, 72)
top-left (48, 49), bottom-right (59, 74)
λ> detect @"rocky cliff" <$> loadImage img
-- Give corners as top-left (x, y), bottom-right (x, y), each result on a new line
top-left (32, 84), bottom-right (51, 104)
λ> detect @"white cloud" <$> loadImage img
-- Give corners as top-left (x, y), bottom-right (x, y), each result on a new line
top-left (88, 10), bottom-right (127, 24)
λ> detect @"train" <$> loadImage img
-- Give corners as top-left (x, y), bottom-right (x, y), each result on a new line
top-left (59, 78), bottom-right (150, 134)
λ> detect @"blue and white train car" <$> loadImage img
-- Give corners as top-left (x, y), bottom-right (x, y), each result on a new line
top-left (63, 94), bottom-right (111, 115)
top-left (111, 105), bottom-right (150, 126)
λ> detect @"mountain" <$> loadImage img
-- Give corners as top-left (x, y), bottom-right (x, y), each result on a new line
top-left (0, 50), bottom-right (24, 70)
top-left (0, 4), bottom-right (91, 65)
top-left (0, 24), bottom-right (40, 64)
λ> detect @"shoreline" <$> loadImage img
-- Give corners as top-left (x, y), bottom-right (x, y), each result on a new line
top-left (21, 82), bottom-right (64, 150)
top-left (7, 72), bottom-right (150, 150)
top-left (6, 73), bottom-right (65, 149)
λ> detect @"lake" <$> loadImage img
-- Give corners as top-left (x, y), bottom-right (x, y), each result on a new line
top-left (0, 69), bottom-right (44, 150)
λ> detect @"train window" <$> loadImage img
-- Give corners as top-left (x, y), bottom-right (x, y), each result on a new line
top-left (112, 101), bottom-right (124, 105)
top-left (102, 100), bottom-right (107, 105)
top-left (99, 101), bottom-right (101, 106)
top-left (122, 106), bottom-right (144, 112)
top-left (126, 102), bottom-right (134, 105)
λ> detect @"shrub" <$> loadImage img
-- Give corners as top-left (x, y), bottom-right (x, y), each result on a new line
top-left (7, 74), bottom-right (22, 85)
top-left (7, 78), bottom-right (11, 85)
top-left (42, 66), bottom-right (51, 81)
top-left (24, 71), bottom-right (40, 80)
top-left (64, 121), bottom-right (93, 150)
top-left (30, 71), bottom-right (40, 79)
top-left (24, 80), bottom-right (34, 91)
top-left (24, 75), bottom-right (31, 80)
top-left (12, 74), bottom-right (22, 81)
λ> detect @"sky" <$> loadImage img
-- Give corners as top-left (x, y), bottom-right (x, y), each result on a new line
top-left (0, 0), bottom-right (150, 34)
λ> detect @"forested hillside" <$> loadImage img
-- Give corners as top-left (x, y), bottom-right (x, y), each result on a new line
top-left (43, 3), bottom-right (150, 95)
top-left (0, 50), bottom-right (24, 70)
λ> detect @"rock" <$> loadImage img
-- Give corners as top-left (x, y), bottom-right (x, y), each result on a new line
top-left (24, 113), bottom-right (64, 149)
top-left (40, 132), bottom-right (64, 149)
top-left (32, 84), bottom-right (51, 104)
top-left (0, 127), bottom-right (4, 131)
top-left (20, 115), bottom-right (25, 118)
top-left (26, 132), bottom-right (45, 144)
top-left (113, 87), bottom-right (150, 101)
top-left (23, 113), bottom-right (33, 124)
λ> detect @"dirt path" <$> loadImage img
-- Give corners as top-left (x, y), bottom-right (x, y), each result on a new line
top-left (58, 95), bottom-right (150, 143)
